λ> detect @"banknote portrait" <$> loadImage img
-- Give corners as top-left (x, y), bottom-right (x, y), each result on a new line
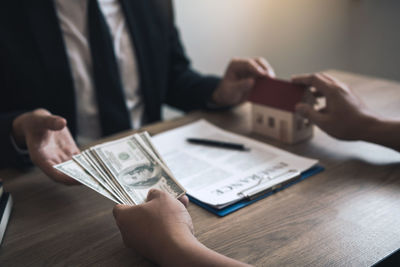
top-left (119, 163), bottom-right (162, 189)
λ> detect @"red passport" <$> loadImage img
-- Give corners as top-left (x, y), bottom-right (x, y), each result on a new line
top-left (248, 77), bottom-right (306, 112)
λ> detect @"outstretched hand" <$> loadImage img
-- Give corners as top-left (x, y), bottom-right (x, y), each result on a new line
top-left (12, 108), bottom-right (80, 185)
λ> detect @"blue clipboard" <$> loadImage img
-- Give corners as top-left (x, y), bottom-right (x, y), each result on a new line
top-left (188, 165), bottom-right (324, 217)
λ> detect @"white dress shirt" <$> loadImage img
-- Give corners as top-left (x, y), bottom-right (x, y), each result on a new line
top-left (54, 0), bottom-right (144, 145)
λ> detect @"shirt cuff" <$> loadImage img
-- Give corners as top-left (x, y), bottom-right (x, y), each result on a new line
top-left (10, 133), bottom-right (29, 155)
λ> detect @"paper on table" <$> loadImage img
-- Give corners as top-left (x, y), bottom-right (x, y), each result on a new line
top-left (152, 120), bottom-right (318, 207)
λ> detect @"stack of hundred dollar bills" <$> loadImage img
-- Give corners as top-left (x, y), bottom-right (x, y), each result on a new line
top-left (54, 132), bottom-right (185, 205)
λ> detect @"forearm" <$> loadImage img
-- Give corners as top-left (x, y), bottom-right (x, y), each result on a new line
top-left (166, 69), bottom-right (221, 112)
top-left (362, 116), bottom-right (400, 152)
top-left (161, 235), bottom-right (250, 267)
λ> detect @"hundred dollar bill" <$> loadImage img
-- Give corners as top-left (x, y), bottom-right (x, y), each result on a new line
top-left (137, 132), bottom-right (167, 165)
top-left (82, 150), bottom-right (134, 205)
top-left (91, 135), bottom-right (185, 204)
top-left (54, 160), bottom-right (118, 203)
top-left (130, 134), bottom-right (185, 199)
top-left (73, 153), bottom-right (125, 204)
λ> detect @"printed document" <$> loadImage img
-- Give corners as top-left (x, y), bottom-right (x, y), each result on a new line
top-left (153, 120), bottom-right (318, 208)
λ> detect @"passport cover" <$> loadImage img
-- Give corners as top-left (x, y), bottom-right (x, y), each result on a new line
top-left (248, 77), bottom-right (307, 112)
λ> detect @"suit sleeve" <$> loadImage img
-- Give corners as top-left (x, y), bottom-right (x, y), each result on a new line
top-left (0, 113), bottom-right (32, 169)
top-left (0, 55), bottom-right (32, 169)
top-left (164, 1), bottom-right (222, 112)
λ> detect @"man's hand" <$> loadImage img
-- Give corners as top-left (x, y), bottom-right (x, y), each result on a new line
top-left (212, 57), bottom-right (275, 107)
top-left (292, 73), bottom-right (377, 140)
top-left (12, 108), bottom-right (80, 185)
top-left (113, 190), bottom-right (193, 265)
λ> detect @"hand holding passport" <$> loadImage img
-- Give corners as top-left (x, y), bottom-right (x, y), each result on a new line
top-left (248, 76), bottom-right (308, 112)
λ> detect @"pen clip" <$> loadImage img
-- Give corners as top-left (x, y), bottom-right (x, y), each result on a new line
top-left (237, 169), bottom-right (300, 199)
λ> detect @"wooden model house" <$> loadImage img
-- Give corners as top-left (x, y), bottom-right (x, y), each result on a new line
top-left (248, 77), bottom-right (314, 144)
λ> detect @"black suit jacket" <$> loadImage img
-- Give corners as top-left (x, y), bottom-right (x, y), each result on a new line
top-left (0, 0), bottom-right (220, 168)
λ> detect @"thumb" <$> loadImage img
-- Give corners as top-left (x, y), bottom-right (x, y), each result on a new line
top-left (146, 189), bottom-right (163, 202)
top-left (38, 115), bottom-right (67, 131)
top-left (230, 78), bottom-right (255, 99)
top-left (234, 78), bottom-right (255, 92)
top-left (178, 195), bottom-right (189, 208)
top-left (295, 103), bottom-right (325, 125)
top-left (113, 204), bottom-right (131, 220)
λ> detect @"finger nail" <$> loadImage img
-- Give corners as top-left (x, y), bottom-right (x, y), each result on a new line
top-left (146, 189), bottom-right (158, 201)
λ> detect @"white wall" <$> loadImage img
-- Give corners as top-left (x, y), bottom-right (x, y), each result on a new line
top-left (173, 0), bottom-right (400, 81)
top-left (348, 0), bottom-right (400, 81)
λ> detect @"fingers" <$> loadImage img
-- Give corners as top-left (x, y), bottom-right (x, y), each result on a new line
top-left (41, 115), bottom-right (67, 131)
top-left (237, 78), bottom-right (255, 89)
top-left (235, 78), bottom-right (255, 94)
top-left (254, 57), bottom-right (276, 78)
top-left (229, 58), bottom-right (269, 78)
top-left (146, 189), bottom-right (189, 207)
top-left (319, 72), bottom-right (340, 84)
top-left (55, 130), bottom-right (81, 156)
top-left (216, 57), bottom-right (276, 107)
top-left (31, 109), bottom-right (67, 131)
top-left (319, 73), bottom-right (350, 92)
top-left (310, 87), bottom-right (324, 98)
top-left (292, 73), bottom-right (335, 96)
top-left (229, 78), bottom-right (255, 103)
top-left (295, 103), bottom-right (326, 126)
top-left (113, 204), bottom-right (132, 220)
top-left (112, 204), bottom-right (135, 232)
top-left (63, 147), bottom-right (81, 158)
top-left (34, 113), bottom-right (66, 131)
top-left (146, 189), bottom-right (163, 202)
top-left (178, 195), bottom-right (189, 208)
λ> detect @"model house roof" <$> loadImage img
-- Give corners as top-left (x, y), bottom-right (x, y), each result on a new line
top-left (248, 77), bottom-right (306, 112)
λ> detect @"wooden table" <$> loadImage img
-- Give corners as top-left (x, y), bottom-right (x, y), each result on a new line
top-left (1, 70), bottom-right (399, 266)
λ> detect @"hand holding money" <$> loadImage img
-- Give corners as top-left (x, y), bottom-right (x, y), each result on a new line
top-left (54, 132), bottom-right (186, 205)
top-left (113, 189), bottom-right (194, 264)
top-left (113, 189), bottom-right (247, 266)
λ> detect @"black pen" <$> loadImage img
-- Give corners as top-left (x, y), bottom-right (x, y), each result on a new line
top-left (186, 138), bottom-right (250, 151)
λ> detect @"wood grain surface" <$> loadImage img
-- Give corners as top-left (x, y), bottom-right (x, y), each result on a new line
top-left (1, 70), bottom-right (399, 266)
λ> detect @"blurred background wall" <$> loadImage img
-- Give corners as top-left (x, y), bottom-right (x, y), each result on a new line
top-left (173, 0), bottom-right (400, 81)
